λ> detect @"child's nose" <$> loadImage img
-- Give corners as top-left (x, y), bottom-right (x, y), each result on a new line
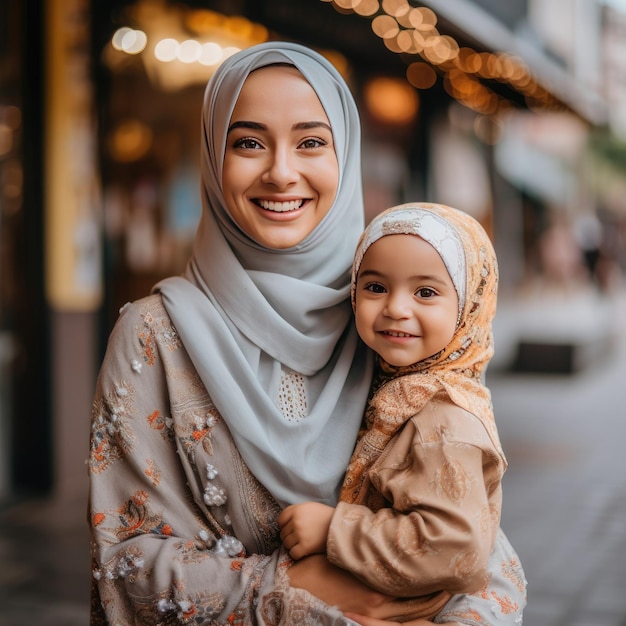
top-left (384, 292), bottom-right (412, 318)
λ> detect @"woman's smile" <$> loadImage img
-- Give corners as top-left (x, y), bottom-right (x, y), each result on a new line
top-left (255, 198), bottom-right (306, 213)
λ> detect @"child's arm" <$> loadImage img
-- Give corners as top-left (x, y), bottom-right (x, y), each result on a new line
top-left (278, 501), bottom-right (335, 559)
top-left (329, 405), bottom-right (504, 598)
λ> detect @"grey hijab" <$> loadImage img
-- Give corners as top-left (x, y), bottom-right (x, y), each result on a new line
top-left (156, 42), bottom-right (373, 507)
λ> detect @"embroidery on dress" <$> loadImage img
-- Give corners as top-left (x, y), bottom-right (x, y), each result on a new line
top-left (92, 544), bottom-right (146, 584)
top-left (144, 458), bottom-right (161, 486)
top-left (177, 406), bottom-right (220, 461)
top-left (137, 308), bottom-right (181, 366)
top-left (231, 438), bottom-right (282, 552)
top-left (146, 409), bottom-right (174, 440)
top-left (94, 490), bottom-right (173, 543)
top-left (173, 538), bottom-right (214, 564)
top-left (148, 588), bottom-right (226, 626)
top-left (89, 381), bottom-right (136, 474)
top-left (503, 556), bottom-right (527, 593)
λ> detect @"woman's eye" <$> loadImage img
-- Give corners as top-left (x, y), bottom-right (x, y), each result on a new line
top-left (299, 137), bottom-right (327, 149)
top-left (416, 287), bottom-right (436, 298)
top-left (233, 137), bottom-right (262, 150)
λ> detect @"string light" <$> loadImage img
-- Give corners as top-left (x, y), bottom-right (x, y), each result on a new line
top-left (323, 0), bottom-right (566, 120)
top-left (108, 9), bottom-right (267, 88)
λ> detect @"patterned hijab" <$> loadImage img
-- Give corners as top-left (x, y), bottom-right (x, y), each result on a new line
top-left (342, 202), bottom-right (505, 503)
top-left (156, 42), bottom-right (373, 508)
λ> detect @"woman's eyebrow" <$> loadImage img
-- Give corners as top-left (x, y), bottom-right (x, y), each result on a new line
top-left (227, 120), bottom-right (266, 133)
top-left (293, 121), bottom-right (332, 132)
top-left (227, 120), bottom-right (332, 134)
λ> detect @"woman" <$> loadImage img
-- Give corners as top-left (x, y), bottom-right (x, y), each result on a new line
top-left (88, 42), bottom-right (525, 624)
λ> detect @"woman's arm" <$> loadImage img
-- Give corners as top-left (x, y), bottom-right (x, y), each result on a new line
top-left (345, 617), bottom-right (457, 626)
top-left (286, 554), bottom-right (393, 615)
top-left (344, 529), bottom-right (527, 626)
top-left (89, 299), bottom-right (405, 624)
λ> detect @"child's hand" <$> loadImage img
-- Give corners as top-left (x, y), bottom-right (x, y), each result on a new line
top-left (278, 501), bottom-right (335, 559)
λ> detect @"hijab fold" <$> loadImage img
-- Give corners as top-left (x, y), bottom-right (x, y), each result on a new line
top-left (156, 42), bottom-right (373, 507)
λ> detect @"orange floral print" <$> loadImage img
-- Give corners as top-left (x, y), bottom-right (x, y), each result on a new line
top-left (491, 591), bottom-right (519, 614)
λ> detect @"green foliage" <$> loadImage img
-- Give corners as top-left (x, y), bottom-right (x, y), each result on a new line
top-left (589, 130), bottom-right (626, 171)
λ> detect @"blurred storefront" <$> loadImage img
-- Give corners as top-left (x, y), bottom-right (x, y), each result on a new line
top-left (0, 0), bottom-right (616, 504)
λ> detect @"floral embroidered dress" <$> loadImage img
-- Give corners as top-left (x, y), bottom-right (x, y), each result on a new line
top-left (89, 295), bottom-right (352, 625)
top-left (88, 41), bottom-right (374, 625)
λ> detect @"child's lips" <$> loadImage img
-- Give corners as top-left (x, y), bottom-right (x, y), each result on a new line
top-left (378, 330), bottom-right (418, 344)
top-left (381, 330), bottom-right (416, 338)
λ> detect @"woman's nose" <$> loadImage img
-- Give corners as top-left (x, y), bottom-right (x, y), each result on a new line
top-left (261, 148), bottom-right (299, 188)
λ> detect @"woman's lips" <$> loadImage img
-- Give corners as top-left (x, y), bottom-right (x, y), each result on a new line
top-left (256, 199), bottom-right (304, 213)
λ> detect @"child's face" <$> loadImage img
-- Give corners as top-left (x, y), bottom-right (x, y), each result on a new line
top-left (354, 234), bottom-right (459, 367)
top-left (222, 65), bottom-right (339, 249)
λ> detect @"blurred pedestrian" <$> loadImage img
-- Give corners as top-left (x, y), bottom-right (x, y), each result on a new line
top-left (539, 215), bottom-right (586, 289)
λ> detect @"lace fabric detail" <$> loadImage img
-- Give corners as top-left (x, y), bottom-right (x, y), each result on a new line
top-left (277, 368), bottom-right (308, 422)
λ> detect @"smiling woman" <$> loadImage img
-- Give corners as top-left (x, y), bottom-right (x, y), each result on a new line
top-left (221, 64), bottom-right (339, 249)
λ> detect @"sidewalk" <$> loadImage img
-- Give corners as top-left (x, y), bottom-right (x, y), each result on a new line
top-left (491, 285), bottom-right (626, 626)
top-left (0, 494), bottom-right (90, 626)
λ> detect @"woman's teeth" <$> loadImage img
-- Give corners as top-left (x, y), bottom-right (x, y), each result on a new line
top-left (258, 200), bottom-right (303, 213)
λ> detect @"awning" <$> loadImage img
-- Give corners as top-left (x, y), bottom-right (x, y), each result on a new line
top-left (421, 0), bottom-right (608, 125)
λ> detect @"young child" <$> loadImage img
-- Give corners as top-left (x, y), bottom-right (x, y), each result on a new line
top-left (279, 202), bottom-right (521, 623)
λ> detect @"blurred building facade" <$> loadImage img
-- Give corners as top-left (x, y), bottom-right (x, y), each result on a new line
top-left (1, 0), bottom-right (623, 505)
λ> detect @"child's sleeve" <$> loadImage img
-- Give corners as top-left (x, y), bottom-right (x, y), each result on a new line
top-left (327, 406), bottom-right (504, 598)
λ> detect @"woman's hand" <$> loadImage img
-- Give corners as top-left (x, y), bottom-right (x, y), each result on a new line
top-left (345, 616), bottom-right (459, 626)
top-left (287, 554), bottom-right (393, 615)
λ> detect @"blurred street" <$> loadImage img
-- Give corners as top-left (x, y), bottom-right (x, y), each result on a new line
top-left (1, 286), bottom-right (626, 626)
top-left (493, 284), bottom-right (626, 626)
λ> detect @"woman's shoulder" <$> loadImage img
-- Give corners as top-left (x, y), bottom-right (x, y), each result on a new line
top-left (112, 293), bottom-right (173, 334)
top-left (108, 293), bottom-right (180, 353)
top-left (117, 293), bottom-right (168, 323)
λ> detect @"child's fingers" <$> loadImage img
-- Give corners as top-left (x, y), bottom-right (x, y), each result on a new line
top-left (276, 504), bottom-right (294, 528)
top-left (279, 520), bottom-right (294, 543)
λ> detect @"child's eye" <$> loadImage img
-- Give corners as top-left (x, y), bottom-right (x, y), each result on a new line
top-left (233, 137), bottom-right (263, 150)
top-left (364, 282), bottom-right (386, 294)
top-left (416, 287), bottom-right (437, 298)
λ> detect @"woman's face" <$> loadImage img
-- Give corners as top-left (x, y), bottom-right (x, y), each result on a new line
top-left (222, 65), bottom-right (339, 249)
